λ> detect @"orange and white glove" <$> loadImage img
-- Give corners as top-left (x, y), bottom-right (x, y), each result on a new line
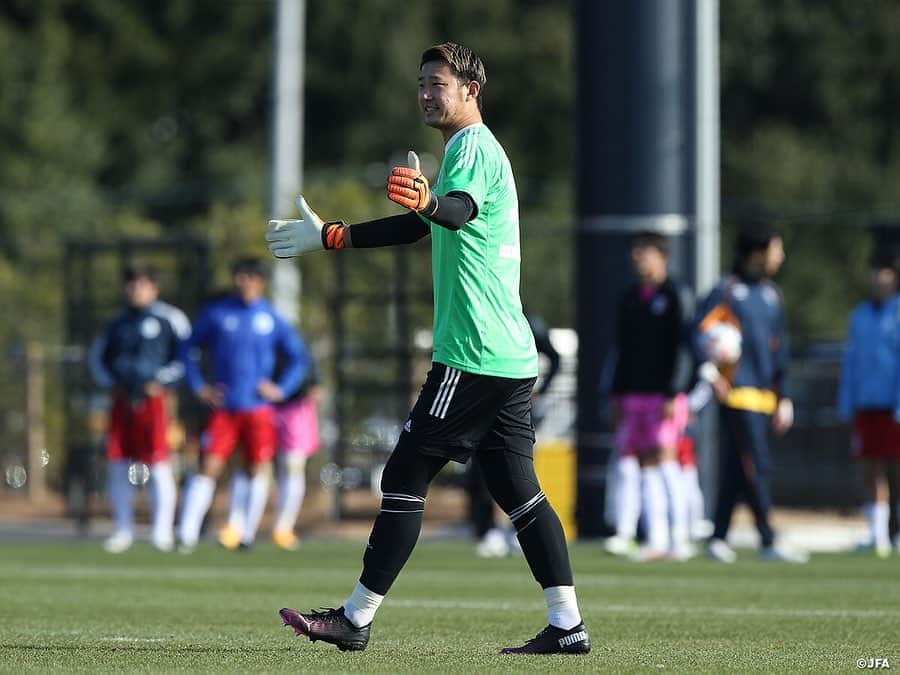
top-left (265, 195), bottom-right (346, 258)
top-left (387, 151), bottom-right (437, 215)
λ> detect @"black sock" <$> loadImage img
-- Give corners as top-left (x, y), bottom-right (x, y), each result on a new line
top-left (358, 432), bottom-right (448, 595)
top-left (514, 498), bottom-right (574, 588)
top-left (479, 448), bottom-right (574, 589)
top-left (360, 494), bottom-right (425, 595)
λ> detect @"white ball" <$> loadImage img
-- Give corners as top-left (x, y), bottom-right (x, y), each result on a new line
top-left (701, 321), bottom-right (742, 365)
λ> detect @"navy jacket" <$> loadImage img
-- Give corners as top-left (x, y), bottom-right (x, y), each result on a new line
top-left (612, 279), bottom-right (692, 397)
top-left (90, 301), bottom-right (191, 397)
top-left (696, 273), bottom-right (789, 396)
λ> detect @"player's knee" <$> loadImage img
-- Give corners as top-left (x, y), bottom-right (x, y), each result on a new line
top-left (202, 455), bottom-right (226, 479)
top-left (247, 461), bottom-right (273, 479)
top-left (379, 434), bottom-right (429, 497)
top-left (280, 453), bottom-right (306, 476)
top-left (479, 451), bottom-right (544, 522)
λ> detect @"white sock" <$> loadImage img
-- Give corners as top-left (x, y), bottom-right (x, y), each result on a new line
top-left (227, 471), bottom-right (250, 533)
top-left (873, 502), bottom-right (890, 548)
top-left (863, 502), bottom-right (876, 545)
top-left (615, 455), bottom-right (641, 540)
top-left (107, 460), bottom-right (134, 537)
top-left (544, 585), bottom-right (582, 630)
top-left (241, 470), bottom-right (271, 545)
top-left (178, 474), bottom-right (216, 547)
top-left (682, 465), bottom-right (706, 536)
top-left (343, 581), bottom-right (384, 628)
top-left (149, 461), bottom-right (177, 545)
top-left (642, 466), bottom-right (669, 552)
top-left (660, 460), bottom-right (690, 550)
top-left (275, 454), bottom-right (307, 532)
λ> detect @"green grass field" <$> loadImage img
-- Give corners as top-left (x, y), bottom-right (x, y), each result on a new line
top-left (1, 538), bottom-right (898, 672)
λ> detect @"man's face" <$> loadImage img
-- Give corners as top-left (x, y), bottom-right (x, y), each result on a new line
top-left (234, 271), bottom-right (265, 302)
top-left (630, 243), bottom-right (667, 284)
top-left (870, 267), bottom-right (897, 299)
top-left (418, 61), bottom-right (476, 130)
top-left (124, 277), bottom-right (158, 308)
top-left (763, 236), bottom-right (785, 277)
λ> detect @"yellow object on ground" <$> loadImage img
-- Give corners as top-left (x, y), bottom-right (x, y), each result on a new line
top-left (534, 438), bottom-right (577, 541)
top-left (217, 524), bottom-right (241, 550)
top-left (272, 528), bottom-right (300, 551)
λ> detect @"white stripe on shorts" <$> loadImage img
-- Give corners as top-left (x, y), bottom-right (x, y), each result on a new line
top-left (431, 368), bottom-right (460, 419)
top-left (438, 369), bottom-right (461, 419)
top-left (429, 366), bottom-right (460, 417)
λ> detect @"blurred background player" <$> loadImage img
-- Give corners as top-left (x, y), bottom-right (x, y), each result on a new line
top-left (177, 258), bottom-right (308, 552)
top-left (221, 326), bottom-right (318, 552)
top-left (469, 313), bottom-right (560, 558)
top-left (837, 253), bottom-right (900, 558)
top-left (676, 428), bottom-right (712, 541)
top-left (271, 361), bottom-right (321, 551)
top-left (89, 262), bottom-right (191, 553)
top-left (605, 231), bottom-right (693, 561)
top-left (699, 223), bottom-right (806, 563)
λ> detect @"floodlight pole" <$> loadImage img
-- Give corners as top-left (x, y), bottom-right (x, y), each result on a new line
top-left (692, 0), bottom-right (721, 515)
top-left (270, 0), bottom-right (305, 324)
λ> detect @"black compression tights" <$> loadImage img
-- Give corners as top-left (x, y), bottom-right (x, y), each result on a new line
top-left (360, 433), bottom-right (573, 595)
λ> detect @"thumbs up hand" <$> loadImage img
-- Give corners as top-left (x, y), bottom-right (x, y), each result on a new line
top-left (387, 151), bottom-right (435, 214)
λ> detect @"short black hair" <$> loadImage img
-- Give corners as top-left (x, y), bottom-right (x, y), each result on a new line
top-left (869, 251), bottom-right (898, 272)
top-left (736, 221), bottom-right (779, 259)
top-left (232, 257), bottom-right (270, 279)
top-left (420, 42), bottom-right (487, 111)
top-left (124, 261), bottom-right (158, 284)
top-left (630, 230), bottom-right (669, 255)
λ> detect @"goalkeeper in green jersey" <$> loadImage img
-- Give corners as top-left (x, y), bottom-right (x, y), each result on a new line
top-left (270, 42), bottom-right (590, 656)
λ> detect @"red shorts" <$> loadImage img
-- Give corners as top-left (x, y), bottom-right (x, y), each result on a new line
top-left (677, 434), bottom-right (697, 467)
top-left (106, 393), bottom-right (169, 464)
top-left (204, 407), bottom-right (276, 465)
top-left (852, 411), bottom-right (900, 460)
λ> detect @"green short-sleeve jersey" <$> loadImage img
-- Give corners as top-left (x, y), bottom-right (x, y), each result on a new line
top-left (420, 123), bottom-right (538, 378)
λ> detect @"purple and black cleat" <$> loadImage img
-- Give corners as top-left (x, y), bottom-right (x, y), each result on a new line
top-left (501, 622), bottom-right (591, 655)
top-left (279, 606), bottom-right (371, 652)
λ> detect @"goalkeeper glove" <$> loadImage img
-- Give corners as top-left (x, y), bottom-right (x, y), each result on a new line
top-left (387, 151), bottom-right (437, 215)
top-left (265, 195), bottom-right (347, 258)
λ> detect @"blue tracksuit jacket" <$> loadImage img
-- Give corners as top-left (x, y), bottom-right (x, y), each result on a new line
top-left (837, 295), bottom-right (900, 421)
top-left (183, 295), bottom-right (308, 412)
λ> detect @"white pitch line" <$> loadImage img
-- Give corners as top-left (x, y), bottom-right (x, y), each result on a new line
top-left (386, 598), bottom-right (900, 619)
top-left (1, 563), bottom-right (894, 592)
top-left (6, 630), bottom-right (172, 642)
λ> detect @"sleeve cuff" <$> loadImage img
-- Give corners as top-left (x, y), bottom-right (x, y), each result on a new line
top-left (698, 361), bottom-right (720, 383)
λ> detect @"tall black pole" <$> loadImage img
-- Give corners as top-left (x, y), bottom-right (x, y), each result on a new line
top-left (574, 0), bottom-right (694, 537)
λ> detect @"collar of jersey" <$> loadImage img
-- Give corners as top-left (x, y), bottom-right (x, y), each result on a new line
top-left (444, 122), bottom-right (485, 154)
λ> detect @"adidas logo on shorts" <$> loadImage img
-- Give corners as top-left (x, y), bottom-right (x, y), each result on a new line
top-left (403, 419), bottom-right (412, 433)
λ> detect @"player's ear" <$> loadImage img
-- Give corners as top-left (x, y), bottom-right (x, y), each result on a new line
top-left (467, 81), bottom-right (480, 101)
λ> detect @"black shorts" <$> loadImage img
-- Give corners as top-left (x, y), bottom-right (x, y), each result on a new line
top-left (403, 362), bottom-right (537, 463)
